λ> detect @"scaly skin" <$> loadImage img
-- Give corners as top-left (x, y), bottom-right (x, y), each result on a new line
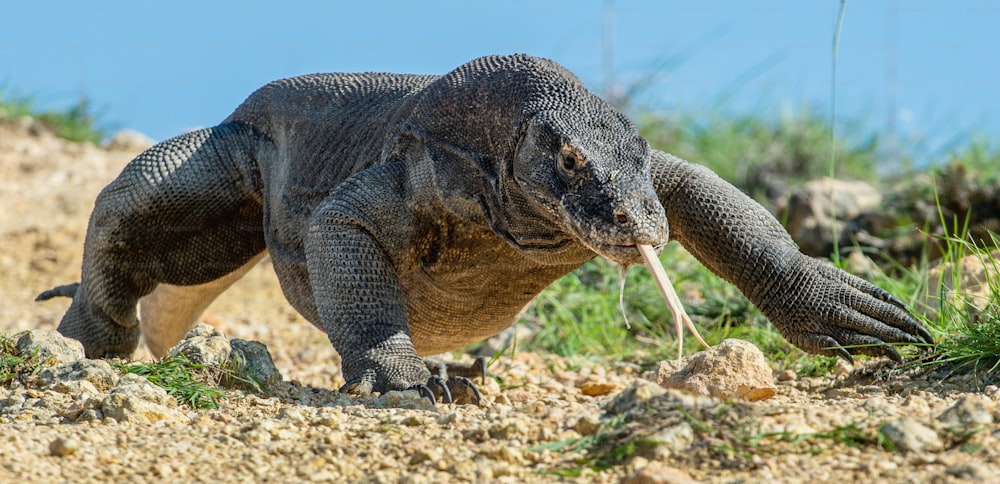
top-left (48, 54), bottom-right (932, 399)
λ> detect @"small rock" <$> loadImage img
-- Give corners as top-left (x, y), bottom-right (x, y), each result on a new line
top-left (644, 422), bottom-right (694, 460)
top-left (409, 447), bottom-right (440, 465)
top-left (103, 129), bottom-right (155, 152)
top-left (605, 379), bottom-right (667, 415)
top-left (655, 339), bottom-right (776, 401)
top-left (15, 330), bottom-right (84, 365)
top-left (573, 414), bottom-right (602, 436)
top-left (168, 324), bottom-right (231, 366)
top-left (227, 339), bottom-right (282, 390)
top-left (101, 393), bottom-right (185, 423)
top-left (832, 359), bottom-right (853, 377)
top-left (776, 369), bottom-right (797, 382)
top-left (46, 379), bottom-right (99, 397)
top-left (275, 407), bottom-right (306, 424)
top-left (880, 418), bottom-right (943, 453)
top-left (578, 381), bottom-right (617, 397)
top-left (57, 395), bottom-right (102, 422)
top-left (35, 359), bottom-right (119, 392)
top-left (49, 437), bottom-right (78, 457)
top-left (401, 415), bottom-right (431, 426)
top-left (376, 390), bottom-right (434, 410)
top-left (622, 463), bottom-right (698, 484)
top-left (946, 462), bottom-right (989, 479)
top-left (937, 395), bottom-right (995, 429)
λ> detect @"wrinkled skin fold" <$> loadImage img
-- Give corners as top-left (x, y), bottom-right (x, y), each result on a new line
top-left (47, 54), bottom-right (932, 399)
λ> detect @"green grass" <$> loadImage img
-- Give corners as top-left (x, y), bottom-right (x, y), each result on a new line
top-left (530, 413), bottom-right (634, 476)
top-left (0, 334), bottom-right (43, 385)
top-left (903, 231), bottom-right (1000, 380)
top-left (0, 88), bottom-right (106, 144)
top-left (114, 355), bottom-right (228, 409)
top-left (638, 110), bottom-right (883, 202)
top-left (520, 244), bottom-right (821, 373)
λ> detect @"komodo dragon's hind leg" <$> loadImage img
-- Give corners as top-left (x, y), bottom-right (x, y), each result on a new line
top-left (57, 123), bottom-right (266, 358)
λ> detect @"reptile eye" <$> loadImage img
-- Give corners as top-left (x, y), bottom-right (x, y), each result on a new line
top-left (557, 147), bottom-right (585, 176)
top-left (562, 155), bottom-right (577, 171)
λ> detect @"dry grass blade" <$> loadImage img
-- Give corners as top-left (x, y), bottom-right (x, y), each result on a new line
top-left (637, 244), bottom-right (710, 360)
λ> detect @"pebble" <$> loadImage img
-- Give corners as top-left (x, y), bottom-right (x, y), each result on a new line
top-left (880, 418), bottom-right (944, 453)
top-left (937, 395), bottom-right (995, 428)
top-left (48, 437), bottom-right (78, 456)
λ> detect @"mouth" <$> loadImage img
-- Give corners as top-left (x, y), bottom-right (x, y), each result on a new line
top-left (581, 239), bottom-right (647, 266)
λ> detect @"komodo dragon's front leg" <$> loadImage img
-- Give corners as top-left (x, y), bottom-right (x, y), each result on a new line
top-left (303, 162), bottom-right (477, 403)
top-left (651, 151), bottom-right (933, 362)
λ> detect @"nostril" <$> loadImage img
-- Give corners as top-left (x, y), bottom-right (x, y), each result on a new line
top-left (614, 210), bottom-right (629, 225)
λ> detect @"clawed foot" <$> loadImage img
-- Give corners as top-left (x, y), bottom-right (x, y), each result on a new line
top-left (424, 356), bottom-right (489, 385)
top-left (763, 256), bottom-right (935, 364)
top-left (339, 361), bottom-right (484, 406)
top-left (414, 375), bottom-right (483, 405)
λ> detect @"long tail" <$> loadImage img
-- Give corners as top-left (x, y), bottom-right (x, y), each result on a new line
top-left (35, 283), bottom-right (80, 301)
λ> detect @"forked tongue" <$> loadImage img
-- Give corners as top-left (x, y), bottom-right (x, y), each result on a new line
top-left (636, 244), bottom-right (710, 361)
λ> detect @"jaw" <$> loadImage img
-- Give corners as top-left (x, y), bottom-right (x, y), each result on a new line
top-left (573, 235), bottom-right (648, 267)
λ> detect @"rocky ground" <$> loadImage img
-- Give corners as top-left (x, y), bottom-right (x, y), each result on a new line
top-left (2, 121), bottom-right (999, 483)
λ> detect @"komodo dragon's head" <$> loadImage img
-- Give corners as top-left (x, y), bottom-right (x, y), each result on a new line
top-left (403, 54), bottom-right (669, 266)
top-left (510, 102), bottom-right (669, 266)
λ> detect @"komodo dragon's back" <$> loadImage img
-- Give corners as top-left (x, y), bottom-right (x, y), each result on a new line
top-left (226, 71), bottom-right (438, 181)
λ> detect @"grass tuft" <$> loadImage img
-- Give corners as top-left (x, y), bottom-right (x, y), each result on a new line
top-left (0, 88), bottom-right (106, 144)
top-left (521, 244), bottom-right (831, 374)
top-left (114, 355), bottom-right (227, 409)
top-left (905, 231), bottom-right (1000, 380)
top-left (0, 334), bottom-right (44, 386)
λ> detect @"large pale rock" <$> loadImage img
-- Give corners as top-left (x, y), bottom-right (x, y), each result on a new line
top-left (34, 359), bottom-right (119, 392)
top-left (655, 339), bottom-right (776, 401)
top-left (920, 250), bottom-right (1000, 317)
top-left (101, 373), bottom-right (185, 424)
top-left (168, 323), bottom-right (231, 366)
top-left (783, 177), bottom-right (883, 256)
top-left (15, 329), bottom-right (84, 365)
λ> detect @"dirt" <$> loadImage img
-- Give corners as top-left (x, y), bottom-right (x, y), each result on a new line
top-left (1, 121), bottom-right (998, 483)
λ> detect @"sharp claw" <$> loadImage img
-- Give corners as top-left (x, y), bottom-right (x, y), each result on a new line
top-left (882, 345), bottom-right (903, 364)
top-left (917, 325), bottom-right (935, 346)
top-left (426, 376), bottom-right (453, 404)
top-left (886, 293), bottom-right (908, 309)
top-left (416, 385), bottom-right (437, 405)
top-left (473, 356), bottom-right (488, 385)
top-left (833, 346), bottom-right (854, 364)
top-left (447, 377), bottom-right (483, 406)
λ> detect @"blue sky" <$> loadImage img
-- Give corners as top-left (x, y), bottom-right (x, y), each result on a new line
top-left (1, 1), bottom-right (996, 166)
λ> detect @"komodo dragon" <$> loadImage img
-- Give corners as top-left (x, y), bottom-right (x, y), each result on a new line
top-left (41, 54), bottom-right (932, 401)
